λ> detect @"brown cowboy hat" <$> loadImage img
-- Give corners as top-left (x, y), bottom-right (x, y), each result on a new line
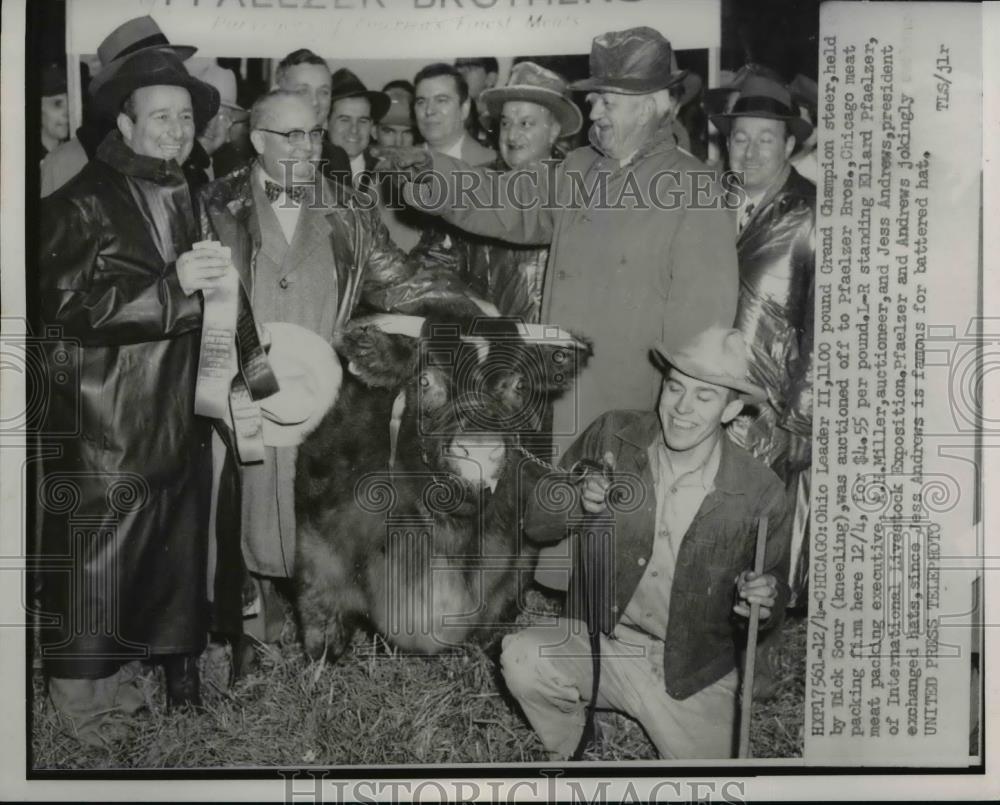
top-left (89, 15), bottom-right (196, 99)
top-left (571, 26), bottom-right (688, 96)
top-left (92, 48), bottom-right (220, 129)
top-left (329, 68), bottom-right (391, 121)
top-left (652, 326), bottom-right (765, 403)
top-left (709, 75), bottom-right (813, 144)
top-left (479, 61), bottom-right (583, 136)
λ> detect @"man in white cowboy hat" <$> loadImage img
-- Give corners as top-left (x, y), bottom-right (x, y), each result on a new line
top-left (379, 27), bottom-right (738, 459)
top-left (37, 42), bottom-right (225, 743)
top-left (501, 326), bottom-right (792, 760)
top-left (710, 73), bottom-right (816, 697)
top-left (40, 15), bottom-right (198, 196)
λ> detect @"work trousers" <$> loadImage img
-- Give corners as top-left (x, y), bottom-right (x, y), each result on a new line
top-left (500, 619), bottom-right (738, 759)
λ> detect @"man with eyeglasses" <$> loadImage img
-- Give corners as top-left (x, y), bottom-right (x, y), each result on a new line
top-left (198, 90), bottom-right (496, 669)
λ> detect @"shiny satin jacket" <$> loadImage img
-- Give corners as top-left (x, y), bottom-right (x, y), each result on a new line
top-left (460, 158), bottom-right (549, 323)
top-left (733, 166), bottom-right (816, 475)
top-left (37, 133), bottom-right (212, 677)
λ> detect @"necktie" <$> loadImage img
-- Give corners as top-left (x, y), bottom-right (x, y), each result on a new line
top-left (739, 202), bottom-right (755, 233)
top-left (264, 179), bottom-right (307, 205)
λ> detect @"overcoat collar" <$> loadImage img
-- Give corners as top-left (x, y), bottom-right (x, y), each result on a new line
top-left (586, 115), bottom-right (679, 167)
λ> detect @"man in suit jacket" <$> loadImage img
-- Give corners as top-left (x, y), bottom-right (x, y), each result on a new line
top-left (199, 90), bottom-right (465, 653)
top-left (414, 62), bottom-right (495, 165)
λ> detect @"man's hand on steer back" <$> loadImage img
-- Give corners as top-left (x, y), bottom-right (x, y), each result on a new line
top-left (733, 570), bottom-right (778, 620)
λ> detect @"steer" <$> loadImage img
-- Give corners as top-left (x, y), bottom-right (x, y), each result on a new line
top-left (294, 311), bottom-right (590, 661)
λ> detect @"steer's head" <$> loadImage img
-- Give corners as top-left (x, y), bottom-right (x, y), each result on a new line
top-left (337, 313), bottom-right (591, 485)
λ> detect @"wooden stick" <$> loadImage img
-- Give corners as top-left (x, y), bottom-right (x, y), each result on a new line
top-left (738, 516), bottom-right (769, 758)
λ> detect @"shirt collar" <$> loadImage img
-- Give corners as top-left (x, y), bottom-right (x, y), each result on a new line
top-left (654, 433), bottom-right (721, 492)
top-left (350, 152), bottom-right (366, 178)
top-left (615, 412), bottom-right (744, 495)
top-left (440, 134), bottom-right (466, 160)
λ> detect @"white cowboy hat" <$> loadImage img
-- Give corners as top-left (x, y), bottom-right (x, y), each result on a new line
top-left (257, 322), bottom-right (342, 446)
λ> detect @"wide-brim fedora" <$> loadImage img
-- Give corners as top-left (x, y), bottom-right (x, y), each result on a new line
top-left (89, 15), bottom-right (196, 99)
top-left (479, 61), bottom-right (583, 136)
top-left (570, 26), bottom-right (688, 96)
top-left (652, 326), bottom-right (765, 403)
top-left (330, 68), bottom-right (391, 121)
top-left (709, 75), bottom-right (813, 144)
top-left (702, 63), bottom-right (786, 119)
top-left (257, 322), bottom-right (343, 447)
top-left (92, 49), bottom-right (220, 129)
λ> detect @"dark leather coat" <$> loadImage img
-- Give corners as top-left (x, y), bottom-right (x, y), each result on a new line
top-left (732, 166), bottom-right (816, 478)
top-left (37, 132), bottom-right (212, 677)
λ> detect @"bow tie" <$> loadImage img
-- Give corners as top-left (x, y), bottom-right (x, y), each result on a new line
top-left (264, 179), bottom-right (308, 205)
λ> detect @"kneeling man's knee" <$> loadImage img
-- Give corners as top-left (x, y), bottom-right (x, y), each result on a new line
top-left (500, 629), bottom-right (544, 697)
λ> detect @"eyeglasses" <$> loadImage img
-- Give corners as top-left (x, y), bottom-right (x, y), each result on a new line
top-left (255, 126), bottom-right (327, 146)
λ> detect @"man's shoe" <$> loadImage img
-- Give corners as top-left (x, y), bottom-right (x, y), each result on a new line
top-left (163, 654), bottom-right (203, 710)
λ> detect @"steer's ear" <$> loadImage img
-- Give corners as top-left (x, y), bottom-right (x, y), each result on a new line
top-left (521, 327), bottom-right (594, 395)
top-left (335, 320), bottom-right (419, 389)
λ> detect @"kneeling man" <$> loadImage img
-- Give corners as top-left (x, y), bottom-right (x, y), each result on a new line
top-left (502, 326), bottom-right (792, 759)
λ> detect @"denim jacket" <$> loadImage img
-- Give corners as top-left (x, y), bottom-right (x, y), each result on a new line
top-left (526, 410), bottom-right (792, 700)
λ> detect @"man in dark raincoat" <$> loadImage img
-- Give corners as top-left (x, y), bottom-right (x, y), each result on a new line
top-left (711, 74), bottom-right (817, 697)
top-left (37, 47), bottom-right (226, 744)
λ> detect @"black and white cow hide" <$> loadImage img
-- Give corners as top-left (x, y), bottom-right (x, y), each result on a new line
top-left (294, 312), bottom-right (591, 661)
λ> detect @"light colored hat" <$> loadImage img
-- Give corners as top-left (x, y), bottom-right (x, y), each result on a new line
top-left (479, 61), bottom-right (583, 136)
top-left (652, 326), bottom-right (765, 402)
top-left (257, 322), bottom-right (342, 446)
top-left (186, 57), bottom-right (247, 118)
